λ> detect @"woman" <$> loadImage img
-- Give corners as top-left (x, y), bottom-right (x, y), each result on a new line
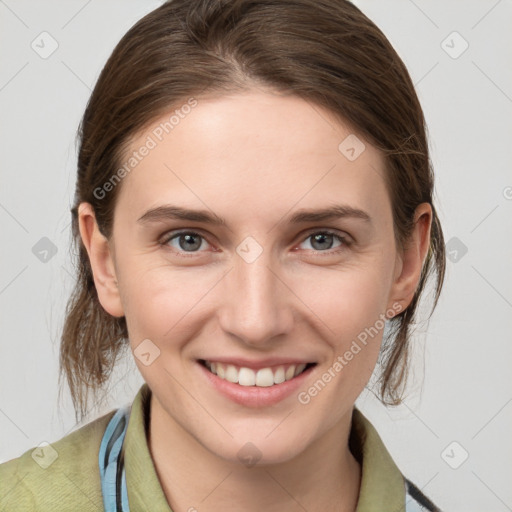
top-left (0, 0), bottom-right (445, 510)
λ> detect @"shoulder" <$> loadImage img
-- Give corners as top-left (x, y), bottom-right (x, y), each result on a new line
top-left (351, 408), bottom-right (443, 512)
top-left (0, 409), bottom-right (115, 511)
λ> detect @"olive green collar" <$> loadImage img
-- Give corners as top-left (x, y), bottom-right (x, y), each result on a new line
top-left (350, 408), bottom-right (405, 511)
top-left (124, 384), bottom-right (171, 510)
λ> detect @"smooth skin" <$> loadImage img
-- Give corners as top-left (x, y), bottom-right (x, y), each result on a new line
top-left (78, 88), bottom-right (432, 512)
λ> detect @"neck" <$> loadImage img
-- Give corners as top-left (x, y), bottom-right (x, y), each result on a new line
top-left (148, 394), bottom-right (361, 512)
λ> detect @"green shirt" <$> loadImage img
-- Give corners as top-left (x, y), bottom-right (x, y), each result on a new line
top-left (0, 384), bottom-right (407, 511)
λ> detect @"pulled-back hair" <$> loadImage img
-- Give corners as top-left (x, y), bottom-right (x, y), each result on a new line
top-left (60, 0), bottom-right (446, 418)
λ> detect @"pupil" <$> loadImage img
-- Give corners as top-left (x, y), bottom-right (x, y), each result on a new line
top-left (181, 234), bottom-right (201, 251)
top-left (312, 233), bottom-right (333, 250)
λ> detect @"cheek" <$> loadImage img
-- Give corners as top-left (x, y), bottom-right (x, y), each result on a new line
top-left (291, 261), bottom-right (393, 394)
top-left (295, 258), bottom-right (393, 337)
top-left (116, 241), bottom-right (395, 360)
top-left (117, 261), bottom-right (215, 342)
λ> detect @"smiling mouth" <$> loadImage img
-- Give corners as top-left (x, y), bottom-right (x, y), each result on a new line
top-left (198, 359), bottom-right (317, 387)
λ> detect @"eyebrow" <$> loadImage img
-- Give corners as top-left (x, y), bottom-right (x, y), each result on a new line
top-left (137, 204), bottom-right (372, 226)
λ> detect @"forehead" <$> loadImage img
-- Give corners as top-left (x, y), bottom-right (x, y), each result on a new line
top-left (115, 90), bottom-right (389, 225)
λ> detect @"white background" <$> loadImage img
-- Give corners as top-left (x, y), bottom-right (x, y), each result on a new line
top-left (1, 1), bottom-right (511, 511)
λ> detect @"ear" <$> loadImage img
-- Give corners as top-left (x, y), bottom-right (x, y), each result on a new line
top-left (77, 202), bottom-right (124, 318)
top-left (387, 202), bottom-right (432, 315)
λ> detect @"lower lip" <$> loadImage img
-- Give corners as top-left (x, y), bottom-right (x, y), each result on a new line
top-left (197, 361), bottom-right (316, 408)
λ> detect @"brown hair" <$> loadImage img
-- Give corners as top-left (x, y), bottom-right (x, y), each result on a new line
top-left (61, 0), bottom-right (446, 418)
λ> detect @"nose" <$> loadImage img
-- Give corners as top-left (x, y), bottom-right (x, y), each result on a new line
top-left (218, 246), bottom-right (294, 347)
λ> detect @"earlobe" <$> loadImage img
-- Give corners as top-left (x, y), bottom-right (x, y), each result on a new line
top-left (387, 203), bottom-right (432, 314)
top-left (77, 202), bottom-right (124, 318)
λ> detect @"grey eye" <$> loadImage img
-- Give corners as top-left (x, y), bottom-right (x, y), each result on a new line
top-left (301, 232), bottom-right (344, 251)
top-left (167, 232), bottom-right (206, 252)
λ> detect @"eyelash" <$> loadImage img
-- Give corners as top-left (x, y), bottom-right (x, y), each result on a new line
top-left (158, 229), bottom-right (352, 258)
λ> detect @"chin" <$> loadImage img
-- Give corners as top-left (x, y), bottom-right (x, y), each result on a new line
top-left (201, 426), bottom-right (314, 468)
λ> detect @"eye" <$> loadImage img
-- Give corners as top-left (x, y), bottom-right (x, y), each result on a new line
top-left (159, 229), bottom-right (351, 257)
top-left (297, 230), bottom-right (350, 253)
top-left (160, 231), bottom-right (211, 255)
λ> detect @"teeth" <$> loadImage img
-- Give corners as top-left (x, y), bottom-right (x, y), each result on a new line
top-left (294, 363), bottom-right (306, 377)
top-left (204, 361), bottom-right (311, 387)
top-left (225, 365), bottom-right (239, 384)
top-left (255, 368), bottom-right (274, 387)
top-left (239, 367), bottom-right (255, 386)
top-left (273, 366), bottom-right (285, 384)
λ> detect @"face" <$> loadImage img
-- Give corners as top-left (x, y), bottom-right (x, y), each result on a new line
top-left (81, 89), bottom-right (429, 465)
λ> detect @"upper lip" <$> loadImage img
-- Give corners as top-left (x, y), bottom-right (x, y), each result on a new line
top-left (199, 357), bottom-right (316, 370)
